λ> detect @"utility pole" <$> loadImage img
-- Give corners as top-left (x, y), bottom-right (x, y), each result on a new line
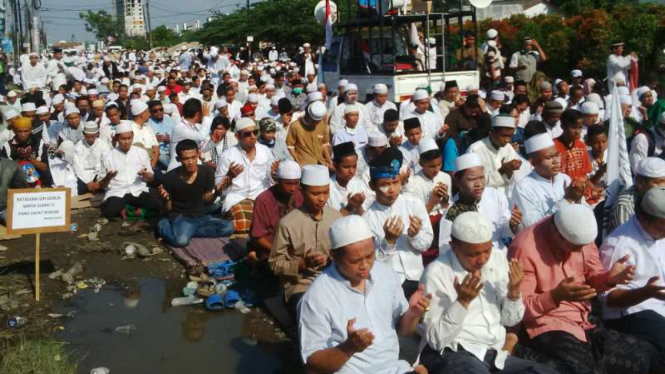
top-left (144, 0), bottom-right (153, 49)
top-left (12, 0), bottom-right (21, 66)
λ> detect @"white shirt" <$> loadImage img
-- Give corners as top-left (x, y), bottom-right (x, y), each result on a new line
top-left (629, 130), bottom-right (664, 172)
top-left (332, 125), bottom-right (369, 150)
top-left (544, 121), bottom-right (563, 139)
top-left (214, 143), bottom-right (275, 212)
top-left (510, 171), bottom-right (574, 228)
top-left (421, 249), bottom-right (524, 370)
top-left (102, 146), bottom-right (151, 201)
top-left (403, 110), bottom-right (442, 140)
top-left (327, 176), bottom-right (372, 212)
top-left (226, 100), bottom-right (243, 121)
top-left (606, 53), bottom-right (635, 91)
top-left (468, 137), bottom-right (519, 197)
top-left (600, 216), bottom-right (665, 320)
top-left (168, 119), bottom-right (214, 171)
top-left (398, 141), bottom-right (421, 175)
top-left (403, 170), bottom-right (451, 216)
top-left (22, 62), bottom-right (47, 90)
top-left (363, 195), bottom-right (433, 283)
top-left (365, 100), bottom-right (397, 128)
top-left (131, 122), bottom-right (159, 149)
top-left (298, 262), bottom-right (413, 374)
top-left (438, 187), bottom-right (513, 252)
top-left (73, 138), bottom-right (111, 184)
top-left (330, 101), bottom-right (370, 135)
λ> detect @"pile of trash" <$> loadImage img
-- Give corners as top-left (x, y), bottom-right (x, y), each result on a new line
top-left (171, 260), bottom-right (258, 314)
top-left (77, 218), bottom-right (109, 242)
top-left (50, 262), bottom-right (106, 299)
top-left (119, 242), bottom-right (163, 261)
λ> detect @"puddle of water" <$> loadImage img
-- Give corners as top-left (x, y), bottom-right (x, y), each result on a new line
top-left (54, 278), bottom-right (288, 374)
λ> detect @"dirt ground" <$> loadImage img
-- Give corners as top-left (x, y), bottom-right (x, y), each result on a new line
top-left (0, 208), bottom-right (303, 373)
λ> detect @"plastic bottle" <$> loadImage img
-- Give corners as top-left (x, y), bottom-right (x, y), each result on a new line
top-left (171, 295), bottom-right (204, 307)
top-left (7, 316), bottom-right (27, 328)
top-left (114, 324), bottom-right (137, 335)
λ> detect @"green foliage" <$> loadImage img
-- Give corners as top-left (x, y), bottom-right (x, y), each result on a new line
top-left (150, 25), bottom-right (182, 48)
top-left (479, 4), bottom-right (665, 79)
top-left (0, 337), bottom-right (77, 374)
top-left (192, 0), bottom-right (325, 47)
top-left (79, 10), bottom-right (123, 42)
top-left (123, 36), bottom-right (150, 51)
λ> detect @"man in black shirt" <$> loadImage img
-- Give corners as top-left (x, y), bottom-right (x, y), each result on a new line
top-left (157, 139), bottom-right (233, 247)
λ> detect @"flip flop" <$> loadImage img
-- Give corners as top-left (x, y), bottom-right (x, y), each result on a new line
top-left (224, 290), bottom-right (240, 309)
top-left (208, 260), bottom-right (236, 279)
top-left (205, 294), bottom-right (225, 311)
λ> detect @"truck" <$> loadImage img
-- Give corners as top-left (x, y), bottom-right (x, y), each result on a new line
top-left (319, 1), bottom-right (481, 103)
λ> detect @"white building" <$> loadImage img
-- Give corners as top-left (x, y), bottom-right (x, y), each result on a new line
top-left (114, 0), bottom-right (147, 38)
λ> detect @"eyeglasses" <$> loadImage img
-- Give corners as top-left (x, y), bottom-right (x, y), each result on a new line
top-left (240, 129), bottom-right (259, 138)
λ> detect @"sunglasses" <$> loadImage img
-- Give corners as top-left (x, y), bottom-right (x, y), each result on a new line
top-left (240, 129), bottom-right (259, 138)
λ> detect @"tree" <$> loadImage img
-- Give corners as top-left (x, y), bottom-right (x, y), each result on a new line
top-left (124, 37), bottom-right (149, 51)
top-left (79, 10), bottom-right (123, 42)
top-left (149, 25), bottom-right (182, 48)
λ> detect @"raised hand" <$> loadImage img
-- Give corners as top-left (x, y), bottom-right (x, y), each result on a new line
top-left (509, 204), bottom-right (523, 233)
top-left (454, 272), bottom-right (483, 308)
top-left (408, 284), bottom-right (433, 316)
top-left (609, 255), bottom-right (635, 286)
top-left (407, 215), bottom-right (422, 238)
top-left (342, 318), bottom-right (374, 354)
top-left (157, 185), bottom-right (170, 202)
top-left (347, 192), bottom-right (366, 210)
top-left (551, 276), bottom-right (597, 304)
top-left (227, 162), bottom-right (245, 179)
top-left (508, 259), bottom-right (523, 299)
top-left (383, 216), bottom-right (404, 244)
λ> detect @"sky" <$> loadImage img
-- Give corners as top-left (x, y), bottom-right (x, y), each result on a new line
top-left (38, 0), bottom-right (247, 43)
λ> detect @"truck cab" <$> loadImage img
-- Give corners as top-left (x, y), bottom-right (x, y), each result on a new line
top-left (320, 5), bottom-right (480, 103)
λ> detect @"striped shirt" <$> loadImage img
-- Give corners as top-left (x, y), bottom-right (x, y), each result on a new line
top-left (608, 186), bottom-right (636, 234)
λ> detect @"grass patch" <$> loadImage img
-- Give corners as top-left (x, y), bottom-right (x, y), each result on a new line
top-left (0, 337), bottom-right (77, 374)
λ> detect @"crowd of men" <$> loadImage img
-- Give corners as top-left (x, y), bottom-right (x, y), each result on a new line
top-left (0, 28), bottom-right (664, 374)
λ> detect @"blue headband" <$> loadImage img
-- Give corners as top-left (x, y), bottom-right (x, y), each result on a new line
top-left (370, 159), bottom-right (400, 180)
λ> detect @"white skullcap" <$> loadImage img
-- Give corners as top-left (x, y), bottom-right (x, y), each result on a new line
top-left (157, 86), bottom-right (166, 92)
top-left (115, 122), bottom-right (133, 134)
top-left (52, 94), bottom-right (65, 105)
top-left (270, 96), bottom-right (281, 107)
top-left (64, 102), bottom-right (76, 111)
top-left (277, 160), bottom-right (302, 180)
top-left (487, 40), bottom-right (497, 48)
top-left (344, 104), bottom-right (359, 115)
top-left (235, 117), bottom-right (256, 133)
top-left (240, 69), bottom-right (249, 75)
top-left (247, 93), bottom-right (259, 103)
top-left (58, 140), bottom-right (76, 165)
top-left (301, 164), bottom-right (329, 186)
top-left (613, 72), bottom-right (627, 84)
top-left (303, 43), bottom-right (311, 48)
top-left (7, 90), bottom-right (18, 98)
top-left (308, 91), bottom-right (323, 103)
top-left (454, 153), bottom-right (483, 172)
top-left (374, 84), bottom-right (388, 95)
top-left (451, 212), bottom-right (493, 244)
top-left (65, 107), bottom-right (80, 117)
top-left (131, 100), bottom-right (149, 116)
top-left (490, 91), bottom-right (505, 101)
top-left (492, 115), bottom-right (516, 128)
top-left (427, 37), bottom-right (436, 45)
top-left (88, 89), bottom-right (99, 95)
top-left (344, 83), bottom-right (358, 93)
top-left (636, 86), bottom-right (651, 99)
top-left (571, 69), bottom-right (583, 78)
top-left (412, 89), bottom-right (429, 101)
top-left (504, 76), bottom-right (514, 83)
top-left (36, 106), bottom-right (49, 115)
top-left (586, 93), bottom-right (604, 109)
top-left (580, 101), bottom-right (599, 115)
top-left (525, 133), bottom-right (555, 154)
top-left (620, 95), bottom-right (633, 105)
top-left (21, 102), bottom-right (36, 112)
top-left (617, 86), bottom-right (630, 96)
top-left (486, 28), bottom-right (498, 39)
top-left (641, 187), bottom-right (665, 219)
top-left (306, 83), bottom-right (318, 93)
top-left (554, 204), bottom-right (597, 246)
top-left (338, 79), bottom-right (349, 88)
top-left (308, 101), bottom-right (327, 121)
top-left (215, 100), bottom-right (228, 109)
top-left (163, 104), bottom-right (174, 114)
top-left (83, 121), bottom-right (100, 134)
top-left (466, 83), bottom-right (479, 91)
top-left (329, 215), bottom-right (374, 250)
top-left (181, 45), bottom-right (187, 51)
top-left (4, 109), bottom-right (18, 120)
top-left (368, 132), bottom-right (388, 147)
top-left (636, 157), bottom-right (665, 178)
top-left (418, 138), bottom-right (438, 155)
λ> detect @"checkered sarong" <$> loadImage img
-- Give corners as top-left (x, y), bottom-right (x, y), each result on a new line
top-left (227, 199), bottom-right (254, 234)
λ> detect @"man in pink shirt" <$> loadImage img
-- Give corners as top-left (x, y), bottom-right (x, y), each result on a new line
top-left (509, 204), bottom-right (652, 374)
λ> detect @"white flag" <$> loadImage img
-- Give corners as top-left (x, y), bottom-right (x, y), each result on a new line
top-left (603, 86), bottom-right (633, 233)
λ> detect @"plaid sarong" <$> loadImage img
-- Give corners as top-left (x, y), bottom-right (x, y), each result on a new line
top-left (227, 199), bottom-right (254, 234)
